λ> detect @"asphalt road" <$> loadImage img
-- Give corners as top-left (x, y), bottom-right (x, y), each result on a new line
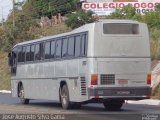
top-left (0, 93), bottom-right (160, 120)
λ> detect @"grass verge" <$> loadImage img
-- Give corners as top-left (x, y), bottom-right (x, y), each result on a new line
top-left (0, 51), bottom-right (11, 90)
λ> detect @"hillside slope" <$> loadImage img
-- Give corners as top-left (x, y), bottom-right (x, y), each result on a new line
top-left (0, 51), bottom-right (10, 90)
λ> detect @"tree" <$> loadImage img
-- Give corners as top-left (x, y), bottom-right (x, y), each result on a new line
top-left (65, 9), bottom-right (97, 29)
top-left (2, 13), bottom-right (40, 52)
top-left (107, 4), bottom-right (136, 19)
top-left (142, 12), bottom-right (160, 29)
top-left (22, 0), bottom-right (38, 18)
top-left (0, 27), bottom-right (5, 49)
top-left (31, 0), bottom-right (79, 18)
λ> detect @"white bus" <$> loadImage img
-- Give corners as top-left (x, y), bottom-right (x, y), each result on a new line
top-left (8, 19), bottom-right (151, 110)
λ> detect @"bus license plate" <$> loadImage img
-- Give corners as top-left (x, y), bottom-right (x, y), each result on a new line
top-left (117, 91), bottom-right (130, 95)
top-left (118, 79), bottom-right (128, 85)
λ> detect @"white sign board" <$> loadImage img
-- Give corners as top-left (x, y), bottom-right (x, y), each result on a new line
top-left (81, 0), bottom-right (160, 15)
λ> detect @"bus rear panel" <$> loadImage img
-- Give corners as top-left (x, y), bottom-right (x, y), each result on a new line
top-left (87, 21), bottom-right (151, 101)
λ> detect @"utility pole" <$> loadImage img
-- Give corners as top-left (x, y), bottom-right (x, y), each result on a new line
top-left (13, 0), bottom-right (15, 27)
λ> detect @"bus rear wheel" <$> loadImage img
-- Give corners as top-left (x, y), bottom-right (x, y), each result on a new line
top-left (18, 84), bottom-right (29, 104)
top-left (60, 85), bottom-right (72, 109)
top-left (103, 99), bottom-right (124, 111)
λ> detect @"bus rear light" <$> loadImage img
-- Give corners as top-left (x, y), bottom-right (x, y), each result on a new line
top-left (91, 74), bottom-right (98, 85)
top-left (147, 74), bottom-right (151, 85)
top-left (95, 96), bottom-right (100, 99)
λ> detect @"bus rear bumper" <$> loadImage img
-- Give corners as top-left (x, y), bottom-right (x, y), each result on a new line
top-left (88, 86), bottom-right (151, 100)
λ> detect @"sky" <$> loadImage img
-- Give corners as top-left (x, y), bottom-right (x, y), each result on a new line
top-left (0, 0), bottom-right (12, 22)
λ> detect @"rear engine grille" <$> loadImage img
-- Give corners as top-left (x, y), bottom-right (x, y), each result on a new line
top-left (80, 77), bottom-right (87, 95)
top-left (100, 74), bottom-right (115, 85)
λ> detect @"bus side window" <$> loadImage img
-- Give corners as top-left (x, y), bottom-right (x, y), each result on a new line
top-left (30, 45), bottom-right (35, 61)
top-left (18, 46), bottom-right (23, 63)
top-left (45, 41), bottom-right (51, 59)
top-left (35, 44), bottom-right (41, 61)
top-left (55, 39), bottom-right (62, 59)
top-left (26, 46), bottom-right (31, 62)
top-left (75, 36), bottom-right (81, 57)
top-left (62, 38), bottom-right (68, 57)
top-left (40, 43), bottom-right (45, 60)
top-left (68, 36), bottom-right (75, 57)
top-left (22, 46), bottom-right (26, 62)
top-left (81, 34), bottom-right (87, 56)
top-left (17, 46), bottom-right (26, 63)
top-left (51, 41), bottom-right (55, 59)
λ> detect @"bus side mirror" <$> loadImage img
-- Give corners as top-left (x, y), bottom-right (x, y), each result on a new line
top-left (8, 52), bottom-right (13, 66)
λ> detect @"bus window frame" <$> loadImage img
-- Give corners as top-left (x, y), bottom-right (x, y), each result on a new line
top-left (14, 31), bottom-right (88, 65)
top-left (102, 23), bottom-right (142, 37)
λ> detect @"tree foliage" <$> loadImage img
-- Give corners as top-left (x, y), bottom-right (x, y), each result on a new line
top-left (107, 4), bottom-right (136, 19)
top-left (2, 0), bottom-right (80, 52)
top-left (65, 9), bottom-right (97, 29)
top-left (29, 0), bottom-right (79, 18)
top-left (142, 12), bottom-right (160, 29)
top-left (1, 12), bottom-right (40, 51)
top-left (0, 27), bottom-right (5, 48)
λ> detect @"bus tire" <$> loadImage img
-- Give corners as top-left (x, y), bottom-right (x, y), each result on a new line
top-left (103, 99), bottom-right (124, 111)
top-left (60, 85), bottom-right (71, 109)
top-left (18, 84), bottom-right (29, 104)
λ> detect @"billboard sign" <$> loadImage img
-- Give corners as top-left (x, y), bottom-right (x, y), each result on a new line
top-left (81, 0), bottom-right (160, 15)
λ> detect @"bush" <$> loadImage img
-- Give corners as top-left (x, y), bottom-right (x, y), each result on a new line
top-left (150, 28), bottom-right (160, 60)
top-left (65, 9), bottom-right (97, 29)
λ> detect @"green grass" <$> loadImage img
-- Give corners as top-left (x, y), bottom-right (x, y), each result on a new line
top-left (34, 23), bottom-right (71, 38)
top-left (150, 28), bottom-right (160, 60)
top-left (152, 84), bottom-right (160, 99)
top-left (0, 51), bottom-right (11, 90)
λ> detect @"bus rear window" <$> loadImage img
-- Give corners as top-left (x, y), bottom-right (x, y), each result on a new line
top-left (103, 23), bottom-right (139, 34)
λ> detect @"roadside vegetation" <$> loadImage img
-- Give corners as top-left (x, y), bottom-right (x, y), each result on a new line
top-left (152, 84), bottom-right (160, 99)
top-left (0, 51), bottom-right (10, 90)
top-left (0, 0), bottom-right (160, 98)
